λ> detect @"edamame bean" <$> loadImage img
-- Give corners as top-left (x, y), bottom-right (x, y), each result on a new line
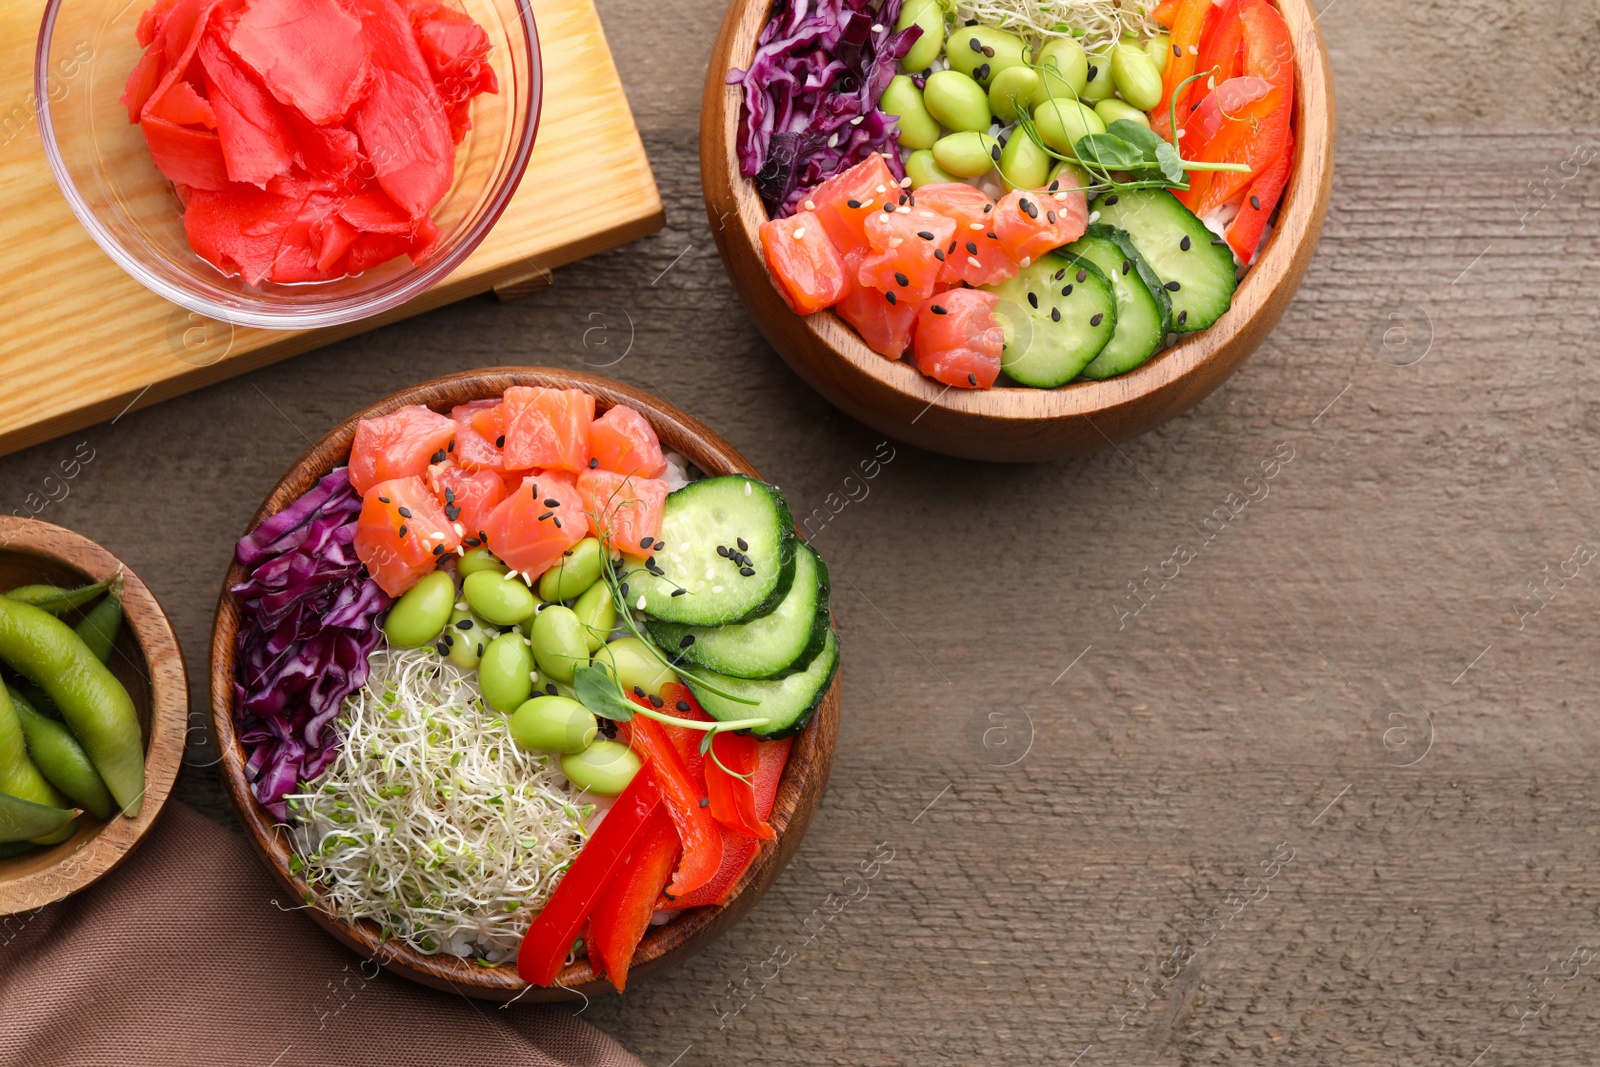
top-left (1080, 44), bottom-right (1116, 101)
top-left (3, 574), bottom-right (114, 616)
top-left (1048, 158), bottom-right (1093, 192)
top-left (462, 569), bottom-right (538, 626)
top-left (510, 695), bottom-right (597, 755)
top-left (592, 637), bottom-right (678, 698)
top-left (1110, 39), bottom-right (1163, 110)
top-left (922, 70), bottom-right (990, 133)
top-left (478, 631), bottom-right (535, 712)
top-left (0, 597), bottom-right (143, 817)
top-left (1030, 37), bottom-right (1088, 107)
top-left (529, 604), bottom-right (589, 684)
top-left (944, 25), bottom-right (1028, 87)
top-left (458, 546), bottom-right (509, 577)
top-left (932, 130), bottom-right (1001, 178)
top-left (895, 0), bottom-right (944, 72)
top-left (987, 66), bottom-right (1041, 124)
top-left (0, 791), bottom-right (78, 846)
top-left (443, 607), bottom-right (496, 670)
top-left (560, 740), bottom-right (641, 796)
top-left (880, 75), bottom-right (941, 150)
top-left (0, 684), bottom-right (75, 842)
top-left (1094, 97), bottom-right (1151, 129)
top-left (1032, 98), bottom-right (1106, 157)
top-left (572, 582), bottom-right (616, 654)
top-left (8, 686), bottom-right (114, 820)
top-left (999, 130), bottom-right (1052, 190)
top-left (537, 538), bottom-right (603, 602)
top-left (382, 569), bottom-right (456, 648)
top-left (73, 591), bottom-right (122, 664)
top-left (1145, 33), bottom-right (1172, 74)
top-left (904, 148), bottom-right (959, 189)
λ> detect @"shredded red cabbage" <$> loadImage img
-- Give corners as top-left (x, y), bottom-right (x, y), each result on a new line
top-left (232, 467), bottom-right (390, 821)
top-left (728, 0), bottom-right (921, 216)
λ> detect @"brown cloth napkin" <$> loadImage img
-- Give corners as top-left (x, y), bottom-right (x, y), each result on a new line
top-left (0, 803), bottom-right (643, 1067)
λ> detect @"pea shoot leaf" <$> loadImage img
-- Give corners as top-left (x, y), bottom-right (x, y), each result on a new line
top-left (572, 664), bottom-right (637, 722)
top-left (1073, 133), bottom-right (1150, 172)
top-left (1105, 120), bottom-right (1166, 155)
top-left (699, 731), bottom-right (715, 755)
top-left (1154, 140), bottom-right (1188, 184)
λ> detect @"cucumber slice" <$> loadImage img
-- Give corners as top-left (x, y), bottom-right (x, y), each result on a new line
top-left (1065, 224), bottom-right (1172, 379)
top-left (983, 251), bottom-right (1117, 388)
top-left (1089, 189), bottom-right (1235, 332)
top-left (624, 476), bottom-right (797, 627)
top-left (688, 629), bottom-right (839, 740)
top-left (649, 543), bottom-right (829, 679)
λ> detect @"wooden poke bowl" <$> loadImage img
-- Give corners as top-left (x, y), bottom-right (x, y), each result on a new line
top-left (701, 0), bottom-right (1336, 462)
top-left (0, 517), bottom-right (188, 916)
top-left (210, 367), bottom-right (840, 1002)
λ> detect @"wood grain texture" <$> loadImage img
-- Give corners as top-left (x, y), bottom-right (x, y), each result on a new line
top-left (700, 0), bottom-right (1334, 462)
top-left (208, 368), bottom-right (839, 1001)
top-left (0, 518), bottom-right (186, 916)
top-left (0, 0), bottom-right (663, 459)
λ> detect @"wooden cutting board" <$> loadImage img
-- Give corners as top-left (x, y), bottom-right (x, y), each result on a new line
top-left (0, 0), bottom-right (663, 458)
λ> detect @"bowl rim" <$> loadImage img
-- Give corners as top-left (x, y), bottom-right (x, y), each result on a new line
top-left (702, 0), bottom-right (1336, 425)
top-left (208, 366), bottom-right (841, 1001)
top-left (0, 516), bottom-right (188, 918)
top-left (33, 0), bottom-right (545, 331)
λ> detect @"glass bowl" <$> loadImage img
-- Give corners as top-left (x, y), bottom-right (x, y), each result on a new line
top-left (34, 0), bottom-right (541, 330)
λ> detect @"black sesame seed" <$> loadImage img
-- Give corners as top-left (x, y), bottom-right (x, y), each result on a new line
top-left (982, 44), bottom-right (995, 57)
top-left (895, 271), bottom-right (910, 287)
top-left (987, 232), bottom-right (997, 239)
top-left (1086, 64), bottom-right (1098, 81)
top-left (737, 537), bottom-right (748, 551)
top-left (990, 143), bottom-right (1002, 162)
top-left (1049, 180), bottom-right (1060, 192)
top-left (464, 537), bottom-right (481, 547)
top-left (1027, 292), bottom-right (1038, 308)
top-left (1052, 308), bottom-right (1062, 322)
top-left (1122, 259), bottom-right (1131, 275)
top-left (538, 511), bottom-right (552, 521)
top-left (1076, 268), bottom-right (1087, 283)
top-left (442, 633), bottom-right (455, 647)
top-left (672, 588), bottom-right (686, 596)
top-left (479, 530), bottom-right (489, 542)
top-left (965, 17), bottom-right (977, 24)
top-left (934, 249), bottom-right (946, 261)
top-left (544, 498), bottom-right (560, 508)
top-left (1164, 280), bottom-right (1182, 291)
top-left (546, 683), bottom-right (558, 695)
top-left (967, 373), bottom-right (978, 385)
top-left (1048, 209), bottom-right (1057, 224)
top-left (447, 440), bottom-right (455, 452)
top-left (676, 700), bottom-right (691, 712)
top-left (444, 488), bottom-right (456, 503)
top-left (654, 542), bottom-right (666, 552)
top-left (640, 536), bottom-right (654, 549)
top-left (378, 496), bottom-right (390, 504)
top-left (588, 457), bottom-right (599, 469)
top-left (885, 290), bottom-right (897, 305)
top-left (717, 545), bottom-right (730, 557)
top-left (1105, 194), bottom-right (1119, 206)
top-left (918, 230), bottom-right (935, 240)
top-left (620, 582), bottom-right (629, 597)
top-left (679, 635), bottom-right (695, 648)
top-left (883, 202), bottom-right (896, 213)
top-left (436, 641), bottom-right (449, 655)
top-left (1090, 312), bottom-right (1103, 326)
top-left (1180, 235), bottom-right (1192, 251)
top-left (975, 62), bottom-right (990, 80)
top-left (1020, 198), bottom-right (1037, 219)
top-left (1173, 43), bottom-right (1182, 56)
top-left (931, 304), bottom-right (948, 315)
top-left (456, 619), bottom-right (474, 630)
top-left (847, 198), bottom-right (861, 209)
top-left (397, 524), bottom-right (408, 537)
top-left (632, 685), bottom-right (645, 697)
top-left (968, 36), bottom-right (983, 51)
top-left (495, 435), bottom-right (506, 448)
top-left (1178, 310), bottom-right (1188, 325)
top-left (1054, 268), bottom-right (1065, 280)
top-left (949, 239), bottom-right (959, 253)
top-left (432, 544), bottom-right (444, 556)
top-left (431, 449), bottom-right (446, 464)
top-left (1062, 284), bottom-right (1073, 296)
top-left (552, 516), bottom-right (563, 529)
top-left (1250, 194), bottom-right (1262, 210)
top-left (397, 506), bottom-right (413, 518)
top-left (445, 504), bottom-right (461, 521)
top-left (739, 566), bottom-right (755, 576)
top-left (648, 694), bottom-right (665, 709)
top-left (698, 797), bottom-right (710, 808)
top-left (982, 203), bottom-right (992, 213)
top-left (966, 241), bottom-right (978, 255)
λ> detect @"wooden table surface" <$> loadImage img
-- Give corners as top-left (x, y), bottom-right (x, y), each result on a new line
top-left (5, 0), bottom-right (1598, 1062)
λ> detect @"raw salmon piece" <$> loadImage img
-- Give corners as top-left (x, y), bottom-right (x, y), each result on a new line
top-left (760, 210), bottom-right (848, 316)
top-left (913, 289), bottom-right (1003, 389)
top-left (912, 183), bottom-right (1018, 287)
top-left (484, 472), bottom-right (587, 579)
top-left (348, 404), bottom-right (459, 494)
top-left (992, 187), bottom-right (1088, 267)
top-left (500, 387), bottom-right (594, 474)
top-left (450, 400), bottom-right (506, 472)
top-left (427, 461), bottom-right (507, 540)
top-left (834, 248), bottom-right (919, 359)
top-left (577, 469), bottom-right (668, 554)
top-left (857, 206), bottom-right (957, 305)
top-left (354, 475), bottom-right (462, 596)
top-left (590, 405), bottom-right (666, 478)
top-left (806, 154), bottom-right (898, 251)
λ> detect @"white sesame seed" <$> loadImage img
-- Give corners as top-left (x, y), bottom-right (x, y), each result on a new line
top-left (899, 176), bottom-right (913, 188)
top-left (744, 482), bottom-right (752, 495)
top-left (850, 116), bottom-right (864, 125)
top-left (1019, 256), bottom-right (1031, 268)
top-left (431, 531), bottom-right (444, 540)
top-left (457, 601), bottom-right (469, 611)
top-left (889, 236), bottom-right (904, 248)
top-left (871, 22), bottom-right (883, 31)
top-left (794, 226), bottom-right (807, 239)
top-left (455, 546), bottom-right (465, 556)
top-left (861, 198), bottom-right (875, 209)
top-left (967, 255), bottom-right (983, 268)
top-left (1207, 76), bottom-right (1216, 90)
top-left (1176, 128), bottom-right (1187, 139)
top-left (1053, 191), bottom-right (1069, 201)
top-left (1088, 211), bottom-right (1101, 223)
top-left (1188, 44), bottom-right (1198, 54)
top-left (452, 522), bottom-right (464, 536)
top-left (896, 205), bottom-right (911, 214)
top-left (969, 222), bottom-right (984, 230)
top-left (876, 184), bottom-right (887, 194)
top-left (804, 199), bottom-right (815, 211)
top-left (827, 133), bottom-right (839, 148)
top-left (637, 595), bottom-right (647, 611)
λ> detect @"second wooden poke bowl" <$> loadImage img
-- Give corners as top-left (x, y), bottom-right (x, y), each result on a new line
top-left (701, 0), bottom-right (1335, 463)
top-left (210, 367), bottom-right (840, 1001)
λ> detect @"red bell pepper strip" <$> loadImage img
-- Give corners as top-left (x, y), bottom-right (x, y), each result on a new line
top-left (623, 709), bottom-right (723, 897)
top-left (707, 730), bottom-right (775, 840)
top-left (1150, 0), bottom-right (1212, 141)
top-left (1195, 0), bottom-right (1246, 91)
top-left (659, 735), bottom-right (793, 910)
top-left (1225, 131), bottom-right (1294, 262)
top-left (587, 806), bottom-right (681, 991)
top-left (517, 766), bottom-right (663, 987)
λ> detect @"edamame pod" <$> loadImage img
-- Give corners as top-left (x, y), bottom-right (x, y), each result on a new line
top-left (1080, 44), bottom-right (1116, 101)
top-left (443, 607), bottom-right (496, 670)
top-left (560, 740), bottom-right (641, 796)
top-left (1145, 33), bottom-right (1172, 74)
top-left (1033, 99), bottom-right (1106, 157)
top-left (999, 130), bottom-right (1052, 190)
top-left (538, 538), bottom-right (603, 602)
top-left (74, 591), bottom-right (123, 665)
top-left (463, 569), bottom-right (538, 626)
top-left (944, 25), bottom-right (1028, 87)
top-left (905, 148), bottom-right (960, 189)
top-left (0, 791), bottom-right (79, 846)
top-left (922, 70), bottom-right (991, 133)
top-left (0, 684), bottom-right (75, 842)
top-left (529, 605), bottom-right (589, 684)
top-left (383, 570), bottom-right (455, 648)
top-left (987, 66), bottom-right (1041, 124)
top-left (1095, 97), bottom-right (1151, 128)
top-left (4, 573), bottom-right (114, 616)
top-left (896, 0), bottom-right (944, 72)
top-left (932, 130), bottom-right (1001, 178)
top-left (510, 695), bottom-right (597, 755)
top-left (1031, 37), bottom-right (1088, 106)
top-left (9, 686), bottom-right (115, 820)
top-left (593, 637), bottom-right (678, 699)
top-left (879, 75), bottom-right (941, 150)
top-left (1110, 39), bottom-right (1163, 110)
top-left (0, 598), bottom-right (142, 817)
top-left (478, 632), bottom-right (535, 713)
top-left (572, 581), bottom-right (616, 654)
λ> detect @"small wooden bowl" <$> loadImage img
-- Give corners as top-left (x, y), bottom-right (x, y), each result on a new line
top-left (210, 367), bottom-right (840, 1002)
top-left (0, 517), bottom-right (187, 916)
top-left (701, 0), bottom-right (1336, 462)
